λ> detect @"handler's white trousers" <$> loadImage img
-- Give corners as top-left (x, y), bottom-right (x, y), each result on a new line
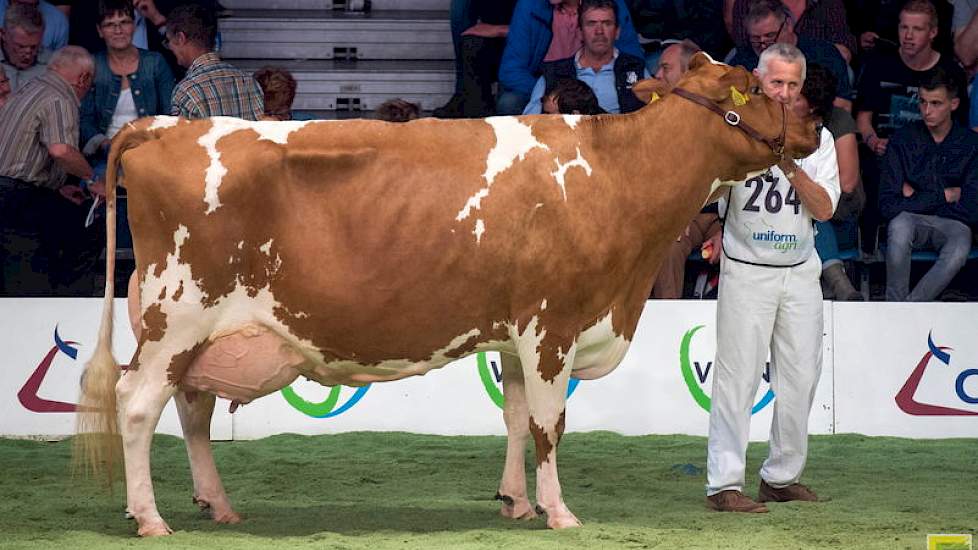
top-left (706, 254), bottom-right (823, 496)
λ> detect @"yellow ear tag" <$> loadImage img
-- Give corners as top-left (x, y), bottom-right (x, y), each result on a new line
top-left (649, 92), bottom-right (661, 103)
top-left (730, 86), bottom-right (749, 107)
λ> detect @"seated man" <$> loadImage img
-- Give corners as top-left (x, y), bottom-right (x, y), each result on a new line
top-left (496, 0), bottom-right (642, 115)
top-left (522, 0), bottom-right (647, 115)
top-left (542, 77), bottom-right (604, 113)
top-left (728, 0), bottom-right (852, 111)
top-left (0, 0), bottom-right (67, 51)
top-left (854, 0), bottom-right (969, 251)
top-left (0, 3), bottom-right (49, 91)
top-left (879, 68), bottom-right (978, 301)
top-left (726, 0), bottom-right (856, 63)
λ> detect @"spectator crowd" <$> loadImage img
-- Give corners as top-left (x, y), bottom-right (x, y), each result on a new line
top-left (1, 0), bottom-right (977, 302)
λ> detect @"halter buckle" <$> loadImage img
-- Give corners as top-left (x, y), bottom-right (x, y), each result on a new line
top-left (724, 111), bottom-right (741, 126)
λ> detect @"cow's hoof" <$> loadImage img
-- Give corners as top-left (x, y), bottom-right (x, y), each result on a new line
top-left (212, 509), bottom-right (241, 524)
top-left (546, 513), bottom-right (582, 529)
top-left (137, 520), bottom-right (173, 537)
top-left (538, 505), bottom-right (581, 529)
top-left (499, 499), bottom-right (537, 520)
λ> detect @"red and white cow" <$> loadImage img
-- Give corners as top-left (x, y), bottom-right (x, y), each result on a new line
top-left (76, 54), bottom-right (817, 536)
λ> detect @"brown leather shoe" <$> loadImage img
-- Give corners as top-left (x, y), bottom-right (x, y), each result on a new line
top-left (758, 480), bottom-right (819, 503)
top-left (706, 490), bottom-right (769, 513)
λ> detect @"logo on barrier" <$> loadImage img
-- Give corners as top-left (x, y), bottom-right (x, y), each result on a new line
top-left (679, 325), bottom-right (775, 414)
top-left (477, 352), bottom-right (580, 409)
top-left (19, 327), bottom-right (82, 413)
top-left (927, 534), bottom-right (972, 550)
top-left (895, 332), bottom-right (978, 416)
top-left (281, 383), bottom-right (371, 419)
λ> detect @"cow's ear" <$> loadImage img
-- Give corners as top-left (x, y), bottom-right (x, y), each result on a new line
top-left (687, 51), bottom-right (717, 71)
top-left (631, 77), bottom-right (670, 104)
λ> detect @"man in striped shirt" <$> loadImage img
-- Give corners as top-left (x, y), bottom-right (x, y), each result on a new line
top-left (165, 4), bottom-right (263, 120)
top-left (0, 45), bottom-right (103, 296)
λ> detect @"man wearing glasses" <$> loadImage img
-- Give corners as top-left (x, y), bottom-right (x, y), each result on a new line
top-left (728, 0), bottom-right (852, 112)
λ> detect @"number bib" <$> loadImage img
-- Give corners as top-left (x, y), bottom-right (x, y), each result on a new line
top-left (719, 127), bottom-right (839, 267)
top-left (720, 164), bottom-right (816, 267)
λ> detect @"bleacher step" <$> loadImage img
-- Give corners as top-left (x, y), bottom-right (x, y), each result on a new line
top-left (219, 9), bottom-right (451, 60)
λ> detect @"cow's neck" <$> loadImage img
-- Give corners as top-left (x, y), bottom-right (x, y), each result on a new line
top-left (584, 99), bottom-right (746, 329)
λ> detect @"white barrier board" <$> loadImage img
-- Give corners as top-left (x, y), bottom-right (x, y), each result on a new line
top-left (0, 298), bottom-right (841, 440)
top-left (0, 298), bottom-right (232, 440)
top-left (832, 302), bottom-right (978, 438)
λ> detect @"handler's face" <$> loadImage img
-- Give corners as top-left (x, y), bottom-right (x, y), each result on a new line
top-left (754, 57), bottom-right (804, 106)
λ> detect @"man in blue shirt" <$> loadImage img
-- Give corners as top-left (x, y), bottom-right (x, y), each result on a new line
top-left (879, 68), bottom-right (978, 301)
top-left (0, 0), bottom-right (67, 51)
top-left (496, 0), bottom-right (642, 115)
top-left (522, 0), bottom-right (647, 114)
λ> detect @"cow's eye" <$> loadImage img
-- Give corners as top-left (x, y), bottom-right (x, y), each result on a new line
top-left (749, 86), bottom-right (762, 95)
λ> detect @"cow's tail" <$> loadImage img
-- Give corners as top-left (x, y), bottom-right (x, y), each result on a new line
top-left (74, 125), bottom-right (153, 487)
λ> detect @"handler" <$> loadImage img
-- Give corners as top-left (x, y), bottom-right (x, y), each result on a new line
top-left (705, 42), bottom-right (840, 513)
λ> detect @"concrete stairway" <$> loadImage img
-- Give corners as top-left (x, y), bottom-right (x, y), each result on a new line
top-left (219, 0), bottom-right (454, 117)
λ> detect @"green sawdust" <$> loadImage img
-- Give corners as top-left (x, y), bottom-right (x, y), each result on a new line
top-left (0, 432), bottom-right (974, 549)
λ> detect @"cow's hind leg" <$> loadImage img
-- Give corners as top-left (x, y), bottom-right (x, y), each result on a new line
top-left (175, 391), bottom-right (240, 524)
top-left (116, 342), bottom-right (181, 536)
top-left (515, 327), bottom-right (581, 529)
top-left (496, 352), bottom-right (537, 520)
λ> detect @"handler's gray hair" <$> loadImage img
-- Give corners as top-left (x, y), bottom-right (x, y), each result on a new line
top-left (757, 42), bottom-right (807, 81)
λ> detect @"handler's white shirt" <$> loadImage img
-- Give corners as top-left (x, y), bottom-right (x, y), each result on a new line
top-left (719, 126), bottom-right (841, 267)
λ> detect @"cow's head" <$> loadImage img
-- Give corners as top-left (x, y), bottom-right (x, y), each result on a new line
top-left (667, 52), bottom-right (819, 182)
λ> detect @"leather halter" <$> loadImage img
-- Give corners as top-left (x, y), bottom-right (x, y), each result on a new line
top-left (670, 87), bottom-right (787, 162)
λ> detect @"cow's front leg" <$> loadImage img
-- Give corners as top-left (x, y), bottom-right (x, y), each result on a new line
top-left (174, 391), bottom-right (240, 524)
top-left (496, 352), bottom-right (537, 520)
top-left (116, 343), bottom-right (180, 536)
top-left (517, 332), bottom-right (580, 529)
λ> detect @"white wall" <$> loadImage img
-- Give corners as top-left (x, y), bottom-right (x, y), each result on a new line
top-left (1, 298), bottom-right (974, 440)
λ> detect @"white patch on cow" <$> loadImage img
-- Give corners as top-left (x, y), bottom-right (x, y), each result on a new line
top-left (148, 115), bottom-right (179, 130)
top-left (237, 241), bottom-right (244, 250)
top-left (305, 327), bottom-right (486, 385)
top-left (228, 256), bottom-right (234, 264)
top-left (562, 114), bottom-right (582, 129)
top-left (550, 147), bottom-right (593, 200)
top-left (541, 299), bottom-right (547, 311)
top-left (535, 203), bottom-right (544, 209)
top-left (141, 225), bottom-right (199, 311)
top-left (571, 312), bottom-right (631, 380)
top-left (456, 117), bottom-right (549, 223)
top-left (511, 316), bottom-right (573, 430)
top-left (198, 118), bottom-right (313, 214)
top-left (473, 219), bottom-right (486, 244)
top-left (703, 52), bottom-right (725, 65)
top-left (259, 239), bottom-right (273, 255)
